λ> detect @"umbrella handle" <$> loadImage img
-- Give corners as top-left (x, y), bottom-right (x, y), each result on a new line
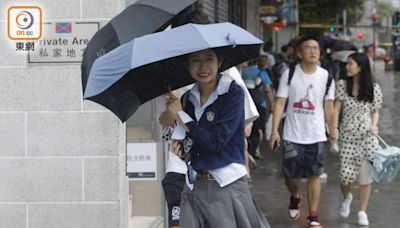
top-left (376, 134), bottom-right (390, 148)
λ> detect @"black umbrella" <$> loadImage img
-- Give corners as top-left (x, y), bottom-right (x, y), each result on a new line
top-left (84, 22), bottom-right (263, 122)
top-left (328, 39), bottom-right (357, 52)
top-left (318, 36), bottom-right (334, 50)
top-left (81, 0), bottom-right (196, 94)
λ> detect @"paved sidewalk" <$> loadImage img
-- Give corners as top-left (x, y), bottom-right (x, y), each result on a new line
top-left (129, 216), bottom-right (163, 228)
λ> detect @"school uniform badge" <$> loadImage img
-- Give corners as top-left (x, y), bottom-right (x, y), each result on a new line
top-left (206, 111), bottom-right (215, 122)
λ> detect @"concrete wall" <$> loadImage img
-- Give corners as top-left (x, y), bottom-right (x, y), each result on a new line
top-left (0, 1), bottom-right (128, 228)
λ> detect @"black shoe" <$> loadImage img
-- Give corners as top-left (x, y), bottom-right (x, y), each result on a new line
top-left (288, 195), bottom-right (301, 220)
top-left (307, 215), bottom-right (321, 227)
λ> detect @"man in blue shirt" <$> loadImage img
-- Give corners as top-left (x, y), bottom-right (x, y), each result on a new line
top-left (242, 58), bottom-right (273, 159)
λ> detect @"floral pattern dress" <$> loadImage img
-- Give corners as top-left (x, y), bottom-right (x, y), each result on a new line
top-left (335, 80), bottom-right (383, 184)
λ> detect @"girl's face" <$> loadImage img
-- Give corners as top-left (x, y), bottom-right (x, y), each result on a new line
top-left (346, 57), bottom-right (361, 77)
top-left (187, 49), bottom-right (221, 85)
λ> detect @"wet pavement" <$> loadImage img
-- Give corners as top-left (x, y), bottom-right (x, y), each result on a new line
top-left (250, 61), bottom-right (400, 228)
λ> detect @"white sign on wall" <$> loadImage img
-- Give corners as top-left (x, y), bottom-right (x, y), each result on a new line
top-left (28, 21), bottom-right (99, 63)
top-left (127, 143), bottom-right (157, 180)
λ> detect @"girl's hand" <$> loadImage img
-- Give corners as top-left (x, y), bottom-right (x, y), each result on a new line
top-left (328, 129), bottom-right (338, 145)
top-left (166, 94), bottom-right (183, 121)
top-left (171, 140), bottom-right (183, 158)
top-left (371, 126), bottom-right (379, 135)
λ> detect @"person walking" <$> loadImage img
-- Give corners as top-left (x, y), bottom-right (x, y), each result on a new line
top-left (334, 52), bottom-right (383, 226)
top-left (167, 48), bottom-right (270, 228)
top-left (242, 58), bottom-right (273, 160)
top-left (158, 87), bottom-right (194, 228)
top-left (268, 35), bottom-right (335, 227)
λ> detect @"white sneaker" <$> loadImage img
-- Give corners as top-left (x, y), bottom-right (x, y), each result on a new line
top-left (358, 211), bottom-right (369, 226)
top-left (288, 208), bottom-right (300, 220)
top-left (288, 195), bottom-right (301, 220)
top-left (319, 173), bottom-right (328, 179)
top-left (339, 193), bottom-right (353, 218)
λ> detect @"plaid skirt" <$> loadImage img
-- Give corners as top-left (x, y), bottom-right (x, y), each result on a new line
top-left (179, 177), bottom-right (270, 228)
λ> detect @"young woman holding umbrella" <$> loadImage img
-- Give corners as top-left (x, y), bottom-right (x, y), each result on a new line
top-left (334, 52), bottom-right (383, 226)
top-left (166, 48), bottom-right (270, 228)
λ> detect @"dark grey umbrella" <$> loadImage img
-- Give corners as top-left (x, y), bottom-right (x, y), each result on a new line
top-left (84, 22), bottom-right (263, 122)
top-left (81, 0), bottom-right (196, 95)
top-left (328, 40), bottom-right (357, 52)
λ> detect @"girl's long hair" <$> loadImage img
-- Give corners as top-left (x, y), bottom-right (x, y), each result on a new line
top-left (346, 53), bottom-right (374, 102)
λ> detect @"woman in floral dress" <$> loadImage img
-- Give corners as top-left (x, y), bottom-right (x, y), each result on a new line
top-left (333, 52), bottom-right (383, 226)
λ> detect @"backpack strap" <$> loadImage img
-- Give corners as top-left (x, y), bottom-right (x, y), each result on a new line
top-left (248, 69), bottom-right (264, 90)
top-left (287, 64), bottom-right (296, 85)
top-left (325, 74), bottom-right (334, 96)
top-left (287, 64), bottom-right (333, 96)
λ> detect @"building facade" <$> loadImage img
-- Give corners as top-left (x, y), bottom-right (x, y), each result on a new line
top-left (0, 0), bottom-right (129, 228)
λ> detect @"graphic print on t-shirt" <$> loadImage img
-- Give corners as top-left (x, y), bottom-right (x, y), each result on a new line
top-left (293, 84), bottom-right (315, 115)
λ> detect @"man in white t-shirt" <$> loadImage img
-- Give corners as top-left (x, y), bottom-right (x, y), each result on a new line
top-left (268, 35), bottom-right (335, 227)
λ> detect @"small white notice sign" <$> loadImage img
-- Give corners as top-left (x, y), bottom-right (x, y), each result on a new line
top-left (127, 143), bottom-right (157, 180)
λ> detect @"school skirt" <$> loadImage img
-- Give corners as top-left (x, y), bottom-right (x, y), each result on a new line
top-left (179, 177), bottom-right (270, 228)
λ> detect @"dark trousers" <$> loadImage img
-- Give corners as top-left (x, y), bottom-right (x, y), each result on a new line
top-left (162, 172), bottom-right (186, 227)
top-left (247, 105), bottom-right (266, 157)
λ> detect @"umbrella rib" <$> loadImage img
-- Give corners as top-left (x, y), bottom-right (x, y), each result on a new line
top-left (192, 25), bottom-right (214, 49)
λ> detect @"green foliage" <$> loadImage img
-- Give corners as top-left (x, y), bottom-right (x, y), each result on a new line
top-left (378, 1), bottom-right (394, 18)
top-left (299, 0), bottom-right (365, 36)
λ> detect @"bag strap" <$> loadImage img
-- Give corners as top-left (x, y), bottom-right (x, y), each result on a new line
top-left (376, 134), bottom-right (390, 148)
top-left (288, 64), bottom-right (333, 96)
top-left (287, 64), bottom-right (296, 85)
top-left (255, 69), bottom-right (264, 89)
top-left (325, 74), bottom-right (334, 96)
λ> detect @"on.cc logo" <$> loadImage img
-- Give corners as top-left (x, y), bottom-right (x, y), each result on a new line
top-left (15, 11), bottom-right (34, 29)
top-left (8, 6), bottom-right (42, 40)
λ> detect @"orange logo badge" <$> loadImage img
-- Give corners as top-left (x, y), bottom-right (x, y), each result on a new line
top-left (8, 6), bottom-right (42, 40)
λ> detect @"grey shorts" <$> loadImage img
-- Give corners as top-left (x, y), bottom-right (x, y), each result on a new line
top-left (282, 140), bottom-right (326, 178)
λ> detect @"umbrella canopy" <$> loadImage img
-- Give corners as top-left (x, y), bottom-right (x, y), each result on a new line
top-left (84, 22), bottom-right (263, 122)
top-left (328, 40), bottom-right (357, 52)
top-left (318, 36), bottom-right (334, 50)
top-left (81, 0), bottom-right (196, 94)
top-left (331, 50), bottom-right (355, 62)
